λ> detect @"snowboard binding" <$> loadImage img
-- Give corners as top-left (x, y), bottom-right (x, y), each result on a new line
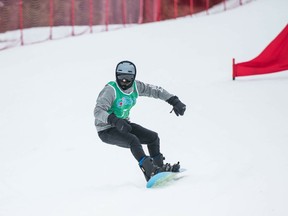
top-left (139, 155), bottom-right (181, 181)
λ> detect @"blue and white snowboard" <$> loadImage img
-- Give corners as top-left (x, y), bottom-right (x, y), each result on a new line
top-left (146, 169), bottom-right (186, 188)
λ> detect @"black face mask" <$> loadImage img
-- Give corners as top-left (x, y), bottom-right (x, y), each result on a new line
top-left (116, 73), bottom-right (135, 90)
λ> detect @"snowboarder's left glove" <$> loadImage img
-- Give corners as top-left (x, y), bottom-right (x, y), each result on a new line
top-left (166, 96), bottom-right (186, 116)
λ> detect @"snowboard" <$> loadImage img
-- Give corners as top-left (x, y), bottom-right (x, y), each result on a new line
top-left (146, 169), bottom-right (186, 188)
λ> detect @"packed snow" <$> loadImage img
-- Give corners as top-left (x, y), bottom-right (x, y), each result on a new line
top-left (0, 0), bottom-right (288, 215)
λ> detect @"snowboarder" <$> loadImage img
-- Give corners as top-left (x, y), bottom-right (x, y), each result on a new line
top-left (94, 60), bottom-right (186, 181)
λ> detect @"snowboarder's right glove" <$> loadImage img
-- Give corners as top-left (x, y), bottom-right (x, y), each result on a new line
top-left (107, 113), bottom-right (132, 133)
top-left (166, 96), bottom-right (186, 116)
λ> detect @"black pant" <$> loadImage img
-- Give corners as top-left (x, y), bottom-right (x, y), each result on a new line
top-left (98, 123), bottom-right (160, 161)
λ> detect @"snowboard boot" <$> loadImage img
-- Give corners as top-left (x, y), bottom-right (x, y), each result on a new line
top-left (152, 153), bottom-right (164, 167)
top-left (139, 156), bottom-right (162, 181)
top-left (152, 153), bottom-right (181, 172)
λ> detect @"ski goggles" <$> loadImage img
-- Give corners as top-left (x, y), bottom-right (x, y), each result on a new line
top-left (116, 74), bottom-right (135, 82)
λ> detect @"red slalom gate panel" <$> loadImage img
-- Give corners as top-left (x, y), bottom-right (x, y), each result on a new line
top-left (233, 24), bottom-right (288, 80)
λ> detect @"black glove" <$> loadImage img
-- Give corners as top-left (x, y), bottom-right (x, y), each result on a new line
top-left (166, 96), bottom-right (186, 116)
top-left (107, 113), bottom-right (132, 133)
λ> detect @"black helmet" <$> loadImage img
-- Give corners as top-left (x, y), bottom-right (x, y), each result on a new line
top-left (115, 60), bottom-right (136, 90)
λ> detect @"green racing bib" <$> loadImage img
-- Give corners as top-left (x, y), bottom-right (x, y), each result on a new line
top-left (107, 81), bottom-right (138, 119)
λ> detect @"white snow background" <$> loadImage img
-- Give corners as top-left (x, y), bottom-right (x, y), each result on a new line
top-left (1, 0), bottom-right (288, 215)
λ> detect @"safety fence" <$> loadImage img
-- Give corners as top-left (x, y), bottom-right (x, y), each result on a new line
top-left (0, 0), bottom-right (252, 51)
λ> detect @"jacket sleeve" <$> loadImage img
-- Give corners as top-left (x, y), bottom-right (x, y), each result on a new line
top-left (94, 85), bottom-right (115, 123)
top-left (136, 80), bottom-right (174, 101)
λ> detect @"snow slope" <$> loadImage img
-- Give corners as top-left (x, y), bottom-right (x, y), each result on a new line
top-left (0, 0), bottom-right (288, 215)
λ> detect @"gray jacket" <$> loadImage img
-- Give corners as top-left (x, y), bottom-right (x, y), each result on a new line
top-left (94, 80), bottom-right (174, 132)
